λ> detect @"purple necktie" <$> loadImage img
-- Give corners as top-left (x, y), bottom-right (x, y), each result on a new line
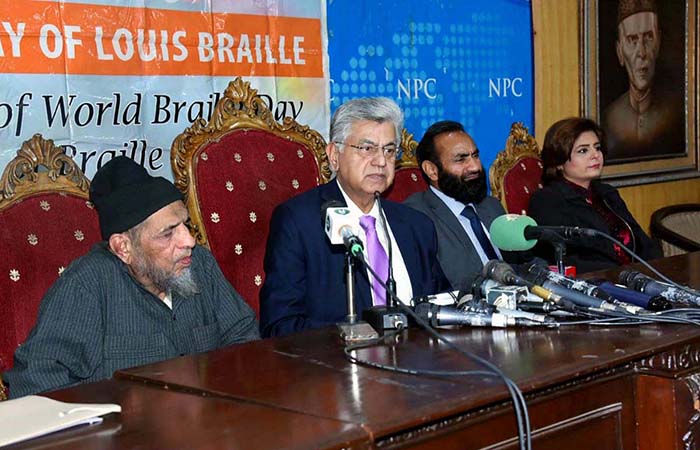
top-left (359, 215), bottom-right (389, 306)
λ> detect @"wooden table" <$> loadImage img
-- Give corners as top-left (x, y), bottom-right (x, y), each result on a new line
top-left (4, 379), bottom-right (369, 450)
top-left (9, 252), bottom-right (700, 449)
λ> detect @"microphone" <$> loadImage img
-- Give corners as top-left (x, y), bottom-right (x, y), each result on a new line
top-left (324, 203), bottom-right (363, 257)
top-left (413, 301), bottom-right (515, 328)
top-left (489, 214), bottom-right (598, 251)
top-left (471, 275), bottom-right (559, 312)
top-left (522, 270), bottom-right (644, 315)
top-left (482, 260), bottom-right (530, 286)
top-left (482, 260), bottom-right (576, 311)
top-left (525, 262), bottom-right (614, 302)
top-left (593, 281), bottom-right (673, 311)
top-left (619, 270), bottom-right (700, 307)
top-left (471, 275), bottom-right (524, 310)
top-left (374, 191), bottom-right (397, 307)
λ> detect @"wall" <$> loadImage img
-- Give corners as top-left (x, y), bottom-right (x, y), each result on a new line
top-left (531, 0), bottom-right (700, 232)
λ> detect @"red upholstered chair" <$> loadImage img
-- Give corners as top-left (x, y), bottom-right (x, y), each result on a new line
top-left (0, 135), bottom-right (100, 381)
top-left (171, 78), bottom-right (331, 317)
top-left (489, 122), bottom-right (543, 215)
top-left (382, 128), bottom-right (428, 202)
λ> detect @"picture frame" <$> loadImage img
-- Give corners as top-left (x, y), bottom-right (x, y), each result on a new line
top-left (580, 0), bottom-right (698, 186)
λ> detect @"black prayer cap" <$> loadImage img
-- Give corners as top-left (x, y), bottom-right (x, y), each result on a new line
top-left (618, 0), bottom-right (657, 25)
top-left (89, 156), bottom-right (182, 240)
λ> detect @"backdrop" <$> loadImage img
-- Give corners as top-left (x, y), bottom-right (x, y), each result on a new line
top-left (328, 0), bottom-right (533, 172)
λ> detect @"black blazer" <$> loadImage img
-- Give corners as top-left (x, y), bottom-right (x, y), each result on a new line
top-left (259, 180), bottom-right (450, 337)
top-left (528, 179), bottom-right (662, 273)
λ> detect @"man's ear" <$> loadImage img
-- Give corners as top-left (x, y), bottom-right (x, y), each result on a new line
top-left (421, 160), bottom-right (439, 184)
top-left (109, 233), bottom-right (133, 265)
top-left (326, 142), bottom-right (340, 172)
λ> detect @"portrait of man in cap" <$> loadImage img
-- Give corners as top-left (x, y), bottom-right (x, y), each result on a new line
top-left (598, 0), bottom-right (685, 162)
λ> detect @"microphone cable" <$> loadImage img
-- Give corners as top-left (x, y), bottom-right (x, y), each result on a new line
top-left (345, 252), bottom-right (532, 450)
top-left (584, 229), bottom-right (700, 298)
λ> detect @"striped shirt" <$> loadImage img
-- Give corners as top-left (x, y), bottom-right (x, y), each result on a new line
top-left (6, 243), bottom-right (259, 398)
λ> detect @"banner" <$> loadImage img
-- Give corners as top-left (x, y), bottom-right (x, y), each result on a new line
top-left (0, 0), bottom-right (329, 178)
top-left (327, 0), bottom-right (533, 172)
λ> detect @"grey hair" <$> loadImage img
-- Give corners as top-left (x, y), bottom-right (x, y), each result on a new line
top-left (125, 219), bottom-right (147, 245)
top-left (329, 97), bottom-right (404, 145)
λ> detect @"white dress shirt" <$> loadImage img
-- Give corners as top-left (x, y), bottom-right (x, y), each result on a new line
top-left (337, 184), bottom-right (414, 305)
top-left (430, 186), bottom-right (502, 264)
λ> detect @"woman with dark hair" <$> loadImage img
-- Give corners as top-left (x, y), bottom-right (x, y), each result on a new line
top-left (528, 117), bottom-right (661, 273)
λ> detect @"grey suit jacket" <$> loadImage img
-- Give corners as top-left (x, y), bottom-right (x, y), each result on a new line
top-left (404, 189), bottom-right (506, 291)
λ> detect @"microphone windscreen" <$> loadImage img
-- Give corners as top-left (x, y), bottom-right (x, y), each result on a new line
top-left (489, 214), bottom-right (538, 251)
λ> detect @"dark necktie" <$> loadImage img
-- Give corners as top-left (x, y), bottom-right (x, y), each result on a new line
top-left (359, 215), bottom-right (388, 306)
top-left (460, 205), bottom-right (499, 260)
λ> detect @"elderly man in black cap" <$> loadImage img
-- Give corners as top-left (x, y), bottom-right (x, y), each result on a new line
top-left (5, 157), bottom-right (259, 398)
top-left (601, 0), bottom-right (683, 160)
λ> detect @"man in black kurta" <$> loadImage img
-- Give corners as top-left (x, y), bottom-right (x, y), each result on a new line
top-left (5, 157), bottom-right (259, 398)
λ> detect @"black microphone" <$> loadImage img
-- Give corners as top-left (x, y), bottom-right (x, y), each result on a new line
top-left (525, 262), bottom-right (614, 302)
top-left (482, 260), bottom-right (529, 286)
top-left (523, 270), bottom-right (644, 314)
top-left (374, 191), bottom-right (397, 307)
top-left (593, 281), bottom-right (673, 311)
top-left (619, 270), bottom-right (700, 307)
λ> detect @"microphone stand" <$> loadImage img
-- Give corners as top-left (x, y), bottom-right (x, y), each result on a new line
top-left (337, 249), bottom-right (381, 342)
top-left (375, 192), bottom-right (397, 306)
top-left (345, 251), bottom-right (358, 323)
top-left (361, 192), bottom-right (408, 333)
top-left (553, 242), bottom-right (566, 275)
top-left (539, 229), bottom-right (567, 274)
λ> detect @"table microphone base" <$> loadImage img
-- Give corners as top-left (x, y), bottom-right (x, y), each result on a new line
top-left (363, 306), bottom-right (409, 334)
top-left (337, 321), bottom-right (379, 342)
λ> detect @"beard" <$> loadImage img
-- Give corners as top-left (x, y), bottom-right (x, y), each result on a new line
top-left (436, 166), bottom-right (487, 205)
top-left (131, 249), bottom-right (200, 298)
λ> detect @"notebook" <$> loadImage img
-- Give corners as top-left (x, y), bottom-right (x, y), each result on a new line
top-left (0, 395), bottom-right (121, 447)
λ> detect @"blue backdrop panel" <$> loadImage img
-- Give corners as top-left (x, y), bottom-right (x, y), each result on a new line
top-left (328, 0), bottom-right (533, 174)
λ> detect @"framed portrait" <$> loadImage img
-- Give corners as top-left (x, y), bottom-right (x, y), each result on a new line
top-left (581, 0), bottom-right (698, 185)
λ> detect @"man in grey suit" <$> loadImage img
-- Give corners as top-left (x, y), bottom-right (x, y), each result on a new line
top-left (405, 120), bottom-right (509, 291)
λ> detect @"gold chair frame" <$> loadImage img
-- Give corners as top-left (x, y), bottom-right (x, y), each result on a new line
top-left (0, 373), bottom-right (5, 400)
top-left (0, 134), bottom-right (90, 208)
top-left (397, 128), bottom-right (420, 170)
top-left (489, 122), bottom-right (541, 212)
top-left (171, 77), bottom-right (332, 246)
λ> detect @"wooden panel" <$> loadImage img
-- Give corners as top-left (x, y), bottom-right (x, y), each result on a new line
top-left (531, 0), bottom-right (580, 141)
top-left (635, 375), bottom-right (678, 450)
top-left (377, 376), bottom-right (635, 450)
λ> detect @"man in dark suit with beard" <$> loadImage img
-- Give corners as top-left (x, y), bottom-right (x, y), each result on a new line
top-left (405, 121), bottom-right (514, 291)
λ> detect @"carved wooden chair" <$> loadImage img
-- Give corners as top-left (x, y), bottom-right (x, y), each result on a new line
top-left (382, 128), bottom-right (429, 202)
top-left (489, 122), bottom-right (543, 215)
top-left (0, 135), bottom-right (100, 391)
top-left (171, 78), bottom-right (331, 317)
top-left (650, 204), bottom-right (700, 257)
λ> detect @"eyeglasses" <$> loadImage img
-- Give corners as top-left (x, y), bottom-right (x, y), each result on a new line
top-left (335, 142), bottom-right (398, 158)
